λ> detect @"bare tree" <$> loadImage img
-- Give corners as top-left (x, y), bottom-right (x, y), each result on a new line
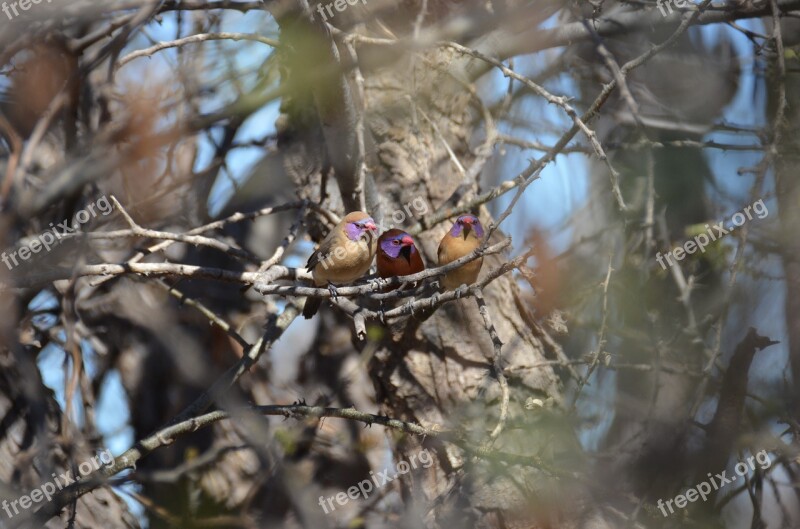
top-left (0, 1), bottom-right (797, 528)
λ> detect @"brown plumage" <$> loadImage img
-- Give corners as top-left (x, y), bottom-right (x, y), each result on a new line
top-left (376, 229), bottom-right (425, 291)
top-left (437, 214), bottom-right (484, 290)
top-left (303, 211), bottom-right (378, 319)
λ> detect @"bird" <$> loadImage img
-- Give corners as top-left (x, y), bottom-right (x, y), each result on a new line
top-left (303, 211), bottom-right (378, 319)
top-left (376, 229), bottom-right (425, 290)
top-left (437, 214), bottom-right (484, 290)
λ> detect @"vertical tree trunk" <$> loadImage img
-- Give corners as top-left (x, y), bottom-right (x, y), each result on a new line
top-left (274, 5), bottom-right (565, 526)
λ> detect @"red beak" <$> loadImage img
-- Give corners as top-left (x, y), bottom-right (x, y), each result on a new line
top-left (401, 235), bottom-right (414, 246)
top-left (462, 217), bottom-right (474, 225)
top-left (365, 222), bottom-right (377, 231)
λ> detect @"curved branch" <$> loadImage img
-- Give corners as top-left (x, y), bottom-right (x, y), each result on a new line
top-left (117, 32), bottom-right (279, 68)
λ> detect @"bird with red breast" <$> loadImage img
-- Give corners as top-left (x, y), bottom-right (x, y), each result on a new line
top-left (303, 211), bottom-right (378, 319)
top-left (376, 229), bottom-right (425, 291)
top-left (437, 214), bottom-right (484, 290)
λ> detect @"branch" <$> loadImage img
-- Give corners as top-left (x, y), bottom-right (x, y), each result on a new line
top-left (330, 247), bottom-right (532, 339)
top-left (88, 200), bottom-right (321, 288)
top-left (473, 288), bottom-right (509, 446)
top-left (18, 302), bottom-right (301, 529)
top-left (444, 41), bottom-right (626, 211)
top-left (96, 196), bottom-right (261, 263)
top-left (21, 392), bottom-right (569, 529)
top-left (117, 32), bottom-right (278, 67)
top-left (254, 238), bottom-right (511, 299)
top-left (495, 0), bottom-right (800, 61)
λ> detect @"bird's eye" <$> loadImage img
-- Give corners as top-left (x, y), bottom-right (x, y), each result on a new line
top-left (393, 239), bottom-right (400, 245)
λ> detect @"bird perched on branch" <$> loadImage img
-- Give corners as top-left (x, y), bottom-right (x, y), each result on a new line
top-left (437, 214), bottom-right (484, 290)
top-left (376, 229), bottom-right (425, 291)
top-left (303, 211), bottom-right (378, 319)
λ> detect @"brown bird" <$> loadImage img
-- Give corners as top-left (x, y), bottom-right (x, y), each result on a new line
top-left (303, 211), bottom-right (378, 319)
top-left (437, 214), bottom-right (484, 290)
top-left (376, 229), bottom-right (425, 290)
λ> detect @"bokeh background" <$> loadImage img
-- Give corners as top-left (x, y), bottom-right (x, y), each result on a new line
top-left (0, 0), bottom-right (798, 528)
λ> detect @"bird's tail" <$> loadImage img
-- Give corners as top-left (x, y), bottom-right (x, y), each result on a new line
top-left (303, 297), bottom-right (322, 319)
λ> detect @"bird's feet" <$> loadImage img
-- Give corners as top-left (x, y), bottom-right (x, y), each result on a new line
top-left (367, 276), bottom-right (384, 291)
top-left (429, 292), bottom-right (441, 308)
top-left (327, 283), bottom-right (339, 299)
